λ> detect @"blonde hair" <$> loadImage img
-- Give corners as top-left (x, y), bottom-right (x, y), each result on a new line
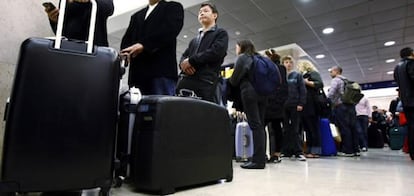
top-left (297, 59), bottom-right (318, 73)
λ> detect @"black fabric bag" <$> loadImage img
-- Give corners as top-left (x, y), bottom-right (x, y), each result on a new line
top-left (316, 88), bottom-right (332, 118)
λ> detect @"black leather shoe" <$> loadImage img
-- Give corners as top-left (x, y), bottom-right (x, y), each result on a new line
top-left (240, 162), bottom-right (265, 169)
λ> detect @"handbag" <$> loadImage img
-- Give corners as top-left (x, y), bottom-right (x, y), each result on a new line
top-left (316, 88), bottom-right (332, 118)
top-left (329, 123), bottom-right (342, 143)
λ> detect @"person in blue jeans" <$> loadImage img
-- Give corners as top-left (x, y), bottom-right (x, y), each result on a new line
top-left (230, 39), bottom-right (267, 169)
top-left (355, 97), bottom-right (371, 152)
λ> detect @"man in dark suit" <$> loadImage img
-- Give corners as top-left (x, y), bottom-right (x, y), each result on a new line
top-left (176, 2), bottom-right (229, 103)
top-left (121, 0), bottom-right (184, 95)
top-left (45, 0), bottom-right (114, 47)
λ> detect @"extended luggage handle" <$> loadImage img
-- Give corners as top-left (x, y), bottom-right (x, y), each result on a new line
top-left (54, 0), bottom-right (97, 54)
top-left (177, 89), bottom-right (201, 99)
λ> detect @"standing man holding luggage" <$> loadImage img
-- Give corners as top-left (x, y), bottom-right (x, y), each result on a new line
top-left (121, 0), bottom-right (184, 95)
top-left (176, 2), bottom-right (229, 103)
top-left (45, 0), bottom-right (114, 47)
top-left (394, 47), bottom-right (414, 161)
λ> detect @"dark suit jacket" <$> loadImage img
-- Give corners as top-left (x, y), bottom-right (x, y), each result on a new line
top-left (50, 0), bottom-right (114, 46)
top-left (180, 25), bottom-right (229, 83)
top-left (121, 0), bottom-right (184, 86)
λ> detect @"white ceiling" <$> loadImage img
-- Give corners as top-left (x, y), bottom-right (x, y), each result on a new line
top-left (107, 0), bottom-right (414, 85)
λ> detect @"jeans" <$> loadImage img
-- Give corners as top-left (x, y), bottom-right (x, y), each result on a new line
top-left (282, 106), bottom-right (303, 156)
top-left (302, 115), bottom-right (321, 155)
top-left (356, 115), bottom-right (369, 149)
top-left (333, 104), bottom-right (359, 154)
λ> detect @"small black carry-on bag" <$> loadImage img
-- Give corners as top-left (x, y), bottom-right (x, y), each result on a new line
top-left (0, 0), bottom-right (120, 195)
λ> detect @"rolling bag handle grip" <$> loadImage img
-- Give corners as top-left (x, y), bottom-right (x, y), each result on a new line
top-left (54, 0), bottom-right (97, 54)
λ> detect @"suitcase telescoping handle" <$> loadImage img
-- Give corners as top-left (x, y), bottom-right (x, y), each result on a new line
top-left (54, 0), bottom-right (97, 54)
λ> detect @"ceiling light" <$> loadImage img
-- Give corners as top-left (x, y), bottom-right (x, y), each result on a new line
top-left (368, 67), bottom-right (374, 71)
top-left (315, 54), bottom-right (325, 59)
top-left (235, 31), bottom-right (241, 36)
top-left (183, 35), bottom-right (188, 39)
top-left (322, 27), bottom-right (334, 34)
top-left (384, 41), bottom-right (395, 47)
top-left (386, 59), bottom-right (395, 63)
top-left (387, 71), bottom-right (394, 75)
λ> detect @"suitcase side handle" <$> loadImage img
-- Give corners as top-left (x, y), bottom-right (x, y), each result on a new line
top-left (54, 0), bottom-right (97, 54)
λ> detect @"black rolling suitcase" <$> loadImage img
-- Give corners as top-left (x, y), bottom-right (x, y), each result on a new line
top-left (130, 95), bottom-right (233, 195)
top-left (0, 1), bottom-right (120, 195)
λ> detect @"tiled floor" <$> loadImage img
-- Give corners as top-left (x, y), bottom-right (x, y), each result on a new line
top-left (110, 148), bottom-right (414, 196)
top-left (1, 148), bottom-right (413, 196)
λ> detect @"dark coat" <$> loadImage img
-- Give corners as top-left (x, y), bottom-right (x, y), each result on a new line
top-left (302, 71), bottom-right (324, 116)
top-left (285, 71), bottom-right (307, 108)
top-left (121, 0), bottom-right (184, 85)
top-left (394, 58), bottom-right (414, 108)
top-left (180, 25), bottom-right (229, 83)
top-left (51, 0), bottom-right (114, 46)
top-left (265, 65), bottom-right (288, 119)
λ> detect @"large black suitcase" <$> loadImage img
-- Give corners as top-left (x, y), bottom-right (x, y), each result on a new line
top-left (130, 95), bottom-right (233, 195)
top-left (0, 1), bottom-right (120, 195)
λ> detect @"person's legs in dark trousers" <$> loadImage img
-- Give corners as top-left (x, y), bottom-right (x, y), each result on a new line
top-left (266, 118), bottom-right (283, 162)
top-left (282, 106), bottom-right (304, 157)
top-left (335, 104), bottom-right (359, 155)
top-left (356, 115), bottom-right (369, 150)
top-left (303, 115), bottom-right (321, 156)
top-left (242, 93), bottom-right (267, 165)
top-left (150, 77), bottom-right (176, 95)
top-left (403, 107), bottom-right (414, 160)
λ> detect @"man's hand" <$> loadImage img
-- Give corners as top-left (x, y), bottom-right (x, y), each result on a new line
top-left (297, 105), bottom-right (303, 112)
top-left (120, 43), bottom-right (144, 63)
top-left (45, 8), bottom-right (59, 23)
top-left (180, 59), bottom-right (196, 75)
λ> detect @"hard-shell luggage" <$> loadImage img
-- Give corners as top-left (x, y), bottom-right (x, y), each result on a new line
top-left (130, 96), bottom-right (233, 195)
top-left (235, 117), bottom-right (254, 162)
top-left (114, 87), bottom-right (142, 186)
top-left (389, 126), bottom-right (406, 150)
top-left (320, 118), bottom-right (337, 156)
top-left (0, 1), bottom-right (120, 195)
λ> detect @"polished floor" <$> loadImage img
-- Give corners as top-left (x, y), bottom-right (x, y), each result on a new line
top-left (2, 148), bottom-right (413, 196)
top-left (109, 148), bottom-right (413, 196)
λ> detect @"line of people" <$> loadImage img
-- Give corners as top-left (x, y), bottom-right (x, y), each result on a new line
top-left (43, 1), bottom-right (414, 175)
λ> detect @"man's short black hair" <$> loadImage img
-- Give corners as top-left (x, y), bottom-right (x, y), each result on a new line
top-left (400, 47), bottom-right (413, 58)
top-left (200, 2), bottom-right (218, 14)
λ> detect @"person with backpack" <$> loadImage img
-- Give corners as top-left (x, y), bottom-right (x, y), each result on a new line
top-left (281, 56), bottom-right (307, 161)
top-left (327, 66), bottom-right (360, 157)
top-left (394, 47), bottom-right (414, 161)
top-left (229, 39), bottom-right (268, 169)
top-left (297, 60), bottom-right (324, 158)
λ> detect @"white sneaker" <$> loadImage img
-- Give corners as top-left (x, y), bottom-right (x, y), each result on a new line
top-left (295, 154), bottom-right (307, 161)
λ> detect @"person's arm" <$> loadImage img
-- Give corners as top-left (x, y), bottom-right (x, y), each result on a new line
top-left (188, 29), bottom-right (229, 69)
top-left (407, 61), bottom-right (414, 81)
top-left (229, 55), bottom-right (250, 87)
top-left (120, 15), bottom-right (137, 50)
top-left (308, 71), bottom-right (324, 89)
top-left (297, 73), bottom-right (307, 110)
top-left (327, 78), bottom-right (340, 100)
top-left (96, 0), bottom-right (114, 17)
